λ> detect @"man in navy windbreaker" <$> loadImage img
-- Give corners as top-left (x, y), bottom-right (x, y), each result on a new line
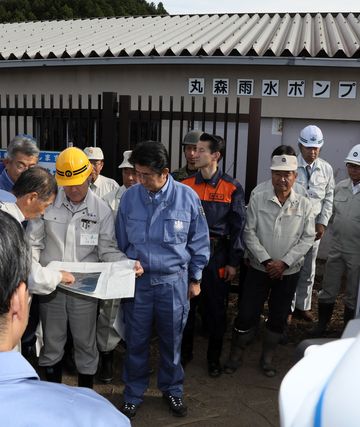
top-left (115, 140), bottom-right (210, 420)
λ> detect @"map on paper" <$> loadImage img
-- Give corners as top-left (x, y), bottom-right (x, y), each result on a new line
top-left (71, 272), bottom-right (100, 293)
top-left (50, 260), bottom-right (136, 299)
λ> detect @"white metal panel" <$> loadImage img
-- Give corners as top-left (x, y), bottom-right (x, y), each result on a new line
top-left (168, 14), bottom-right (228, 56)
top-left (0, 14), bottom-right (360, 60)
top-left (335, 13), bottom-right (359, 57)
top-left (325, 13), bottom-right (346, 57)
top-left (252, 14), bottom-right (282, 56)
top-left (282, 13), bottom-right (302, 56)
top-left (314, 13), bottom-right (330, 56)
top-left (231, 14), bottom-right (267, 55)
top-left (266, 14), bottom-right (292, 56)
top-left (299, 13), bottom-right (314, 56)
top-left (214, 14), bottom-right (251, 55)
top-left (193, 14), bottom-right (239, 55)
top-left (138, 15), bottom-right (207, 56)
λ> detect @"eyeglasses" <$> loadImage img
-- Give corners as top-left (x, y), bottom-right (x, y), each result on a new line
top-left (134, 169), bottom-right (158, 179)
top-left (12, 160), bottom-right (36, 172)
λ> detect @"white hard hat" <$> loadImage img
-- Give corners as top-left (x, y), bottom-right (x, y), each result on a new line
top-left (118, 150), bottom-right (133, 169)
top-left (84, 146), bottom-right (104, 160)
top-left (345, 144), bottom-right (360, 166)
top-left (298, 125), bottom-right (324, 148)
top-left (270, 155), bottom-right (298, 171)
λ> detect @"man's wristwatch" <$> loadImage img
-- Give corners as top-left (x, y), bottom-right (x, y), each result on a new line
top-left (190, 278), bottom-right (201, 285)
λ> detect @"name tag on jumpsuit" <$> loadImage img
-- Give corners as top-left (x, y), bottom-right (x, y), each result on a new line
top-left (80, 215), bottom-right (98, 245)
top-left (80, 233), bottom-right (99, 245)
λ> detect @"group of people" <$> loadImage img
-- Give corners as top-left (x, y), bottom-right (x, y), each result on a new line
top-left (0, 125), bottom-right (359, 423)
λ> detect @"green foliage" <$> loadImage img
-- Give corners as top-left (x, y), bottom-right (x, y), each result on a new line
top-left (0, 0), bottom-right (168, 22)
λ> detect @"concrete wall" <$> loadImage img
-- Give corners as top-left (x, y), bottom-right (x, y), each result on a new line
top-left (0, 61), bottom-right (358, 185)
top-left (1, 61), bottom-right (355, 258)
top-left (257, 118), bottom-right (360, 184)
top-left (0, 63), bottom-right (360, 120)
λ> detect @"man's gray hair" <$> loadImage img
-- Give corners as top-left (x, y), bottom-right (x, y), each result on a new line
top-left (7, 135), bottom-right (39, 160)
top-left (13, 166), bottom-right (58, 201)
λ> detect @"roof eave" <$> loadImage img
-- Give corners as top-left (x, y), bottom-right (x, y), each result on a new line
top-left (0, 55), bottom-right (359, 68)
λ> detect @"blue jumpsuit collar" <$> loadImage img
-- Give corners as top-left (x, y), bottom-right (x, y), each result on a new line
top-left (0, 169), bottom-right (14, 192)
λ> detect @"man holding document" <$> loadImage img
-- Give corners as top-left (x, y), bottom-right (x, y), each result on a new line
top-left (27, 147), bottom-right (143, 389)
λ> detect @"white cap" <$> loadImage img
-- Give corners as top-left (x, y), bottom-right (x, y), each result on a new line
top-left (345, 144), bottom-right (360, 166)
top-left (270, 155), bottom-right (298, 171)
top-left (298, 125), bottom-right (324, 148)
top-left (0, 189), bottom-right (16, 203)
top-left (118, 150), bottom-right (133, 169)
top-left (84, 146), bottom-right (104, 160)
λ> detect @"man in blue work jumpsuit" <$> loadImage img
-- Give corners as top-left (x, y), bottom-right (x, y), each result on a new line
top-left (115, 141), bottom-right (210, 420)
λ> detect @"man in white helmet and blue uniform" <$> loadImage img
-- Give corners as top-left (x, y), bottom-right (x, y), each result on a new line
top-left (292, 125), bottom-right (335, 321)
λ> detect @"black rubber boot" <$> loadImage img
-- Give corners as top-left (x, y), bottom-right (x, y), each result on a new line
top-left (98, 351), bottom-right (114, 384)
top-left (260, 329), bottom-right (282, 377)
top-left (344, 305), bottom-right (355, 328)
top-left (224, 327), bottom-right (255, 374)
top-left (45, 361), bottom-right (62, 383)
top-left (78, 374), bottom-right (94, 389)
top-left (309, 302), bottom-right (335, 337)
top-left (207, 337), bottom-right (223, 378)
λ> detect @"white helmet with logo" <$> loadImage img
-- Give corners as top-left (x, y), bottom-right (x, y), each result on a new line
top-left (345, 144), bottom-right (360, 166)
top-left (298, 125), bottom-right (324, 148)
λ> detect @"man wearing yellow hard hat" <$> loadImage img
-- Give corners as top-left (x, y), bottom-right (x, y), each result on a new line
top-left (27, 147), bottom-right (143, 388)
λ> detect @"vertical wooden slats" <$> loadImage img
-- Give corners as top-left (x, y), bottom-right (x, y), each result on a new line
top-left (0, 93), bottom-right (261, 188)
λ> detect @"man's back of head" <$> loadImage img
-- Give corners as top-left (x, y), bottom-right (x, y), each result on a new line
top-left (12, 167), bottom-right (58, 220)
top-left (0, 209), bottom-right (130, 426)
top-left (0, 210), bottom-right (30, 349)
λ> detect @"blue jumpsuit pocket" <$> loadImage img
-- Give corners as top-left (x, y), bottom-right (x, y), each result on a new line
top-left (163, 211), bottom-right (191, 244)
top-left (126, 217), bottom-right (147, 243)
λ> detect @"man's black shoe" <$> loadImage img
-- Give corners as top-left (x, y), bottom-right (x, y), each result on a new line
top-left (208, 361), bottom-right (222, 378)
top-left (121, 402), bottom-right (138, 419)
top-left (163, 393), bottom-right (188, 417)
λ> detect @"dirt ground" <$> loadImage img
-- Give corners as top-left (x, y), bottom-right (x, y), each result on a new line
top-left (60, 318), bottom-right (294, 427)
top-left (48, 261), bottom-right (345, 427)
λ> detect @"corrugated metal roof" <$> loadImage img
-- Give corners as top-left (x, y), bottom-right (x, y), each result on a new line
top-left (0, 13), bottom-right (360, 61)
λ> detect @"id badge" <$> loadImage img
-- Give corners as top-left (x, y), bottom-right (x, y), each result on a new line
top-left (80, 233), bottom-right (99, 246)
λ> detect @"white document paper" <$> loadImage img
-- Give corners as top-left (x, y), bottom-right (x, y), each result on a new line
top-left (46, 260), bottom-right (135, 300)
